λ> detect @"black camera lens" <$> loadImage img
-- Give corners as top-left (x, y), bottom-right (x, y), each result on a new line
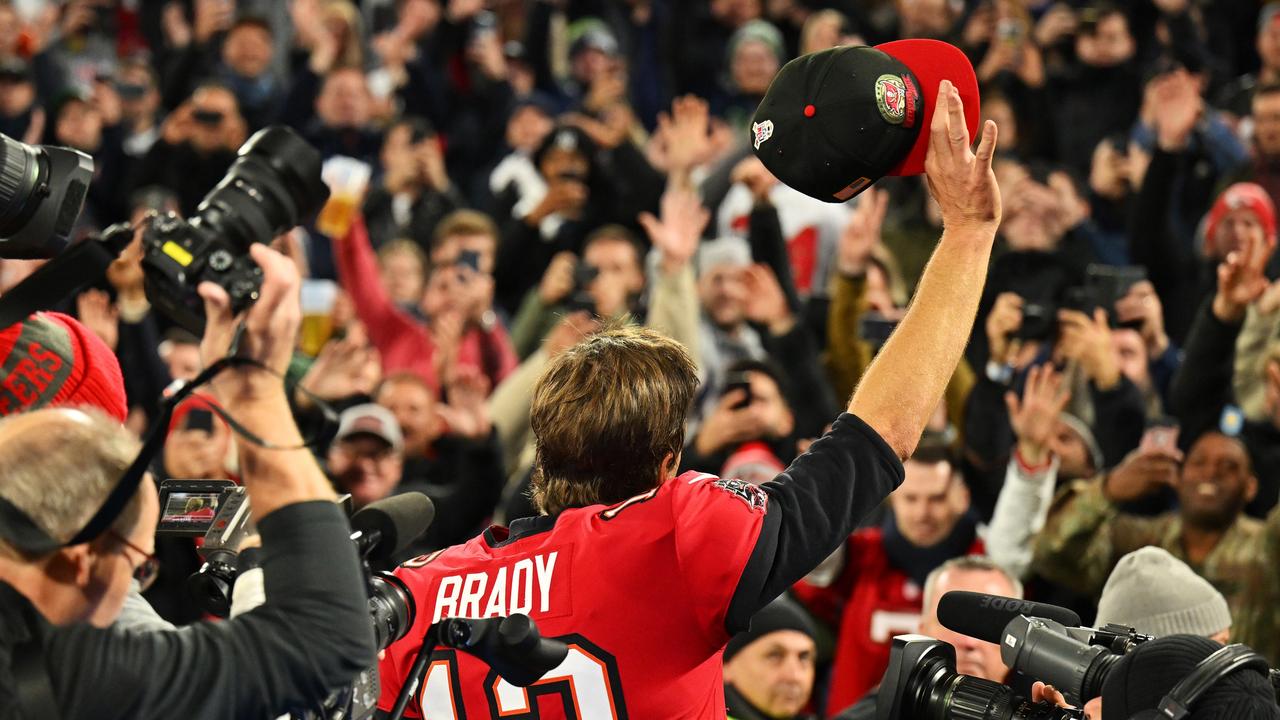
top-left (881, 636), bottom-right (1083, 720)
top-left (0, 134), bottom-right (44, 234)
top-left (369, 573), bottom-right (415, 650)
top-left (188, 550), bottom-right (238, 618)
top-left (0, 133), bottom-right (93, 258)
top-left (191, 126), bottom-right (329, 252)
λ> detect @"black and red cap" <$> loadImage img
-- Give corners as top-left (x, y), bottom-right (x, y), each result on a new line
top-left (750, 39), bottom-right (979, 203)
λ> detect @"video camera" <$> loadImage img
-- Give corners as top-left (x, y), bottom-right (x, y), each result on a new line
top-left (0, 125), bottom-right (329, 334)
top-left (880, 592), bottom-right (1280, 720)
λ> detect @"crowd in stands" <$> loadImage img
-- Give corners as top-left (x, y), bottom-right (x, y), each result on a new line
top-left (1, 0), bottom-right (1278, 716)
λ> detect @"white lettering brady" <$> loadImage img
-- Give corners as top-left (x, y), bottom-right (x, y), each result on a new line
top-left (431, 551), bottom-right (559, 623)
top-left (511, 559), bottom-right (533, 615)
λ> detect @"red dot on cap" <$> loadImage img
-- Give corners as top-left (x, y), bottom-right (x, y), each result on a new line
top-left (803, 104), bottom-right (816, 117)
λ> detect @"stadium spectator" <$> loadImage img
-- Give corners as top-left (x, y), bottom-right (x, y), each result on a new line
top-left (834, 555), bottom-right (1024, 719)
top-left (723, 596), bottom-right (819, 720)
top-left (1033, 429), bottom-right (1280, 664)
top-left (792, 439), bottom-right (982, 713)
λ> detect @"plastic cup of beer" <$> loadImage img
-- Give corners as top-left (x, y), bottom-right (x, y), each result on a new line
top-left (317, 156), bottom-right (372, 238)
top-left (299, 279), bottom-right (339, 356)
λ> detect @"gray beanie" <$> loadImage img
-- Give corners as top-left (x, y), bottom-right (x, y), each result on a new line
top-left (1058, 412), bottom-right (1104, 473)
top-left (1095, 547), bottom-right (1232, 638)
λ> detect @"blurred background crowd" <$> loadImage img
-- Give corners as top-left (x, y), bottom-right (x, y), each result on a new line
top-left (0, 0), bottom-right (1278, 717)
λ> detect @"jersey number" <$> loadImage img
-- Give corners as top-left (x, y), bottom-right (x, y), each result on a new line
top-left (418, 635), bottom-right (627, 719)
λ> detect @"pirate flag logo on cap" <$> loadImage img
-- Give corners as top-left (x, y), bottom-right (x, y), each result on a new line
top-left (750, 39), bottom-right (979, 203)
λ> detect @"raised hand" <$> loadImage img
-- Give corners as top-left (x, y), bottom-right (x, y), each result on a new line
top-left (199, 245), bottom-right (304, 404)
top-left (694, 389), bottom-right (771, 456)
top-left (298, 331), bottom-right (382, 402)
top-left (1103, 445), bottom-right (1183, 504)
top-left (740, 263), bottom-right (794, 335)
top-left (437, 365), bottom-right (493, 440)
top-left (1151, 70), bottom-right (1203, 152)
top-left (1056, 308), bottom-right (1119, 390)
top-left (638, 186), bottom-right (709, 275)
top-left (660, 95), bottom-right (713, 175)
top-left (1114, 280), bottom-right (1169, 356)
top-left (985, 292), bottom-right (1025, 366)
top-left (1004, 364), bottom-right (1070, 466)
top-left (924, 79), bottom-right (1001, 233)
top-left (538, 252), bottom-right (577, 305)
top-left (730, 155), bottom-right (778, 204)
top-left (77, 289), bottom-right (119, 352)
top-left (1213, 232), bottom-right (1276, 322)
top-left (838, 186), bottom-right (888, 275)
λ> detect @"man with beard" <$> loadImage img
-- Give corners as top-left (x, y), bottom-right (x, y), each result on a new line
top-left (791, 440), bottom-right (982, 712)
top-left (1033, 430), bottom-right (1280, 663)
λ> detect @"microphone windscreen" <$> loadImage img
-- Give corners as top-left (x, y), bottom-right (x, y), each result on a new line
top-left (351, 492), bottom-right (435, 563)
top-left (937, 591), bottom-right (1082, 644)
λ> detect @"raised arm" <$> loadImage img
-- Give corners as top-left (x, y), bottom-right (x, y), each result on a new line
top-left (197, 245), bottom-right (339, 517)
top-left (849, 80), bottom-right (1001, 459)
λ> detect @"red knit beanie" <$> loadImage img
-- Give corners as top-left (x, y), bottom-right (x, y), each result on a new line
top-left (1204, 183), bottom-right (1277, 256)
top-left (0, 312), bottom-right (127, 421)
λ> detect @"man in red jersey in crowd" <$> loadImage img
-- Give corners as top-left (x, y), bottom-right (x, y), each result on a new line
top-left (377, 41), bottom-right (1000, 718)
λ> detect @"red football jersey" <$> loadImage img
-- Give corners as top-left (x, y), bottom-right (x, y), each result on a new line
top-left (377, 471), bottom-right (769, 719)
top-left (792, 528), bottom-right (985, 713)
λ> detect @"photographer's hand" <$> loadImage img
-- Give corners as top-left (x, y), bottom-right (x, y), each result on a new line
top-left (1103, 446), bottom-right (1183, 504)
top-left (1057, 308), bottom-right (1119, 390)
top-left (199, 244), bottom-right (338, 516)
top-left (985, 292), bottom-right (1024, 367)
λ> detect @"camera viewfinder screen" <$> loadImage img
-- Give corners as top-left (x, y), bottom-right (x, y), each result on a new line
top-left (158, 491), bottom-right (221, 532)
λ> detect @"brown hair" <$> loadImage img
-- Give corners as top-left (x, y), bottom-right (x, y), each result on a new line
top-left (433, 209), bottom-right (498, 249)
top-left (529, 323), bottom-right (698, 515)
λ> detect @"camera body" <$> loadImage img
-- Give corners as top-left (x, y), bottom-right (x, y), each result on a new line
top-left (563, 262), bottom-right (600, 314)
top-left (0, 126), bottom-right (327, 333)
top-left (141, 211), bottom-right (266, 335)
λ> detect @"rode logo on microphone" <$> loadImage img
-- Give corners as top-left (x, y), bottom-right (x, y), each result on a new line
top-left (978, 596), bottom-right (1039, 614)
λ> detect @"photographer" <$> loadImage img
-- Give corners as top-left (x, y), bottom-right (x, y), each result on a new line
top-left (0, 246), bottom-right (376, 718)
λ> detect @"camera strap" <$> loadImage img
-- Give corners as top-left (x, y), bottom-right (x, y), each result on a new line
top-left (0, 332), bottom-right (338, 554)
top-left (0, 223), bottom-right (134, 332)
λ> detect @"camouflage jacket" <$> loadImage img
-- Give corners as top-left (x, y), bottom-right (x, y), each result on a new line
top-left (1031, 476), bottom-right (1278, 663)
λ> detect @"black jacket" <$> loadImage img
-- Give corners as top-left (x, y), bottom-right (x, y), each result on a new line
top-left (0, 502), bottom-right (375, 720)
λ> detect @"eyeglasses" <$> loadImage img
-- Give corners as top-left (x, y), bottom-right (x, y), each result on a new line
top-left (107, 529), bottom-right (159, 592)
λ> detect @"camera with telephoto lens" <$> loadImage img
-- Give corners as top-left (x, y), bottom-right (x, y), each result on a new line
top-left (0, 133), bottom-right (95, 258)
top-left (880, 635), bottom-right (1084, 720)
top-left (881, 619), bottom-right (1159, 720)
top-left (140, 125), bottom-right (329, 334)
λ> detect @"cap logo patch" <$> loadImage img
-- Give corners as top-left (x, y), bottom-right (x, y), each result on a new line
top-left (901, 75), bottom-right (920, 129)
top-left (833, 177), bottom-right (872, 201)
top-left (752, 120), bottom-right (774, 150)
top-left (875, 74), bottom-right (907, 125)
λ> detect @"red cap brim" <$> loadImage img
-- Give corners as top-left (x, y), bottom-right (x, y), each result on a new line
top-left (875, 39), bottom-right (980, 177)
